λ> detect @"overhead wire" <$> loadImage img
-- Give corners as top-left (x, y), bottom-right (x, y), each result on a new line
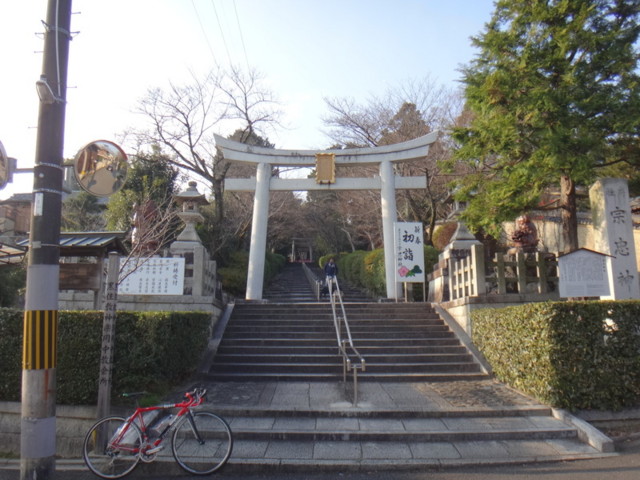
top-left (191, 0), bottom-right (218, 68)
top-left (191, 0), bottom-right (251, 72)
top-left (232, 0), bottom-right (251, 71)
top-left (209, 0), bottom-right (233, 66)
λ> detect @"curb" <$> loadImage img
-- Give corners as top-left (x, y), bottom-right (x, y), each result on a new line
top-left (552, 408), bottom-right (615, 453)
top-left (0, 452), bottom-right (619, 474)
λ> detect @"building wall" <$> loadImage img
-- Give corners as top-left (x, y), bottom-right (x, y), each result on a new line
top-left (0, 202), bottom-right (30, 237)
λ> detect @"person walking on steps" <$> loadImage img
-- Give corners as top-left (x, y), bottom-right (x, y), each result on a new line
top-left (324, 258), bottom-right (338, 298)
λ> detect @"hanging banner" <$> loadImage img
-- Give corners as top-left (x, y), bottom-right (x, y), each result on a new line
top-left (394, 222), bottom-right (425, 283)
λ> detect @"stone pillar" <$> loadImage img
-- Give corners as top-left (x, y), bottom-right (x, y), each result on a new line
top-left (380, 160), bottom-right (399, 299)
top-left (246, 162), bottom-right (271, 300)
top-left (589, 178), bottom-right (640, 299)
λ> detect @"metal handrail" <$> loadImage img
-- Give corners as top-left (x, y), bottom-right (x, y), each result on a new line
top-left (326, 276), bottom-right (366, 406)
top-left (301, 263), bottom-right (322, 300)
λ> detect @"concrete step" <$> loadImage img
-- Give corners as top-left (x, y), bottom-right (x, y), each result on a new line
top-left (224, 414), bottom-right (577, 443)
top-left (213, 353), bottom-right (476, 364)
top-left (225, 321), bottom-right (450, 330)
top-left (210, 362), bottom-right (481, 375)
top-left (221, 331), bottom-right (456, 340)
top-left (221, 333), bottom-right (460, 348)
top-left (216, 345), bottom-right (470, 355)
top-left (204, 372), bottom-right (491, 382)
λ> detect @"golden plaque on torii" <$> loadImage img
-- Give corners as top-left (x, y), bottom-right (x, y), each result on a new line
top-left (315, 153), bottom-right (335, 184)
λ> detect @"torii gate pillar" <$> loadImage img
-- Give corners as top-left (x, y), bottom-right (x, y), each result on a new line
top-left (215, 132), bottom-right (438, 301)
top-left (380, 160), bottom-right (400, 298)
top-left (246, 162), bottom-right (271, 300)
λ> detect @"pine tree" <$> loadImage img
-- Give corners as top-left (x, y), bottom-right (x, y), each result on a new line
top-left (452, 0), bottom-right (640, 252)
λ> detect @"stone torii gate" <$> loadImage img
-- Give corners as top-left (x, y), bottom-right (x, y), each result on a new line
top-left (214, 132), bottom-right (438, 300)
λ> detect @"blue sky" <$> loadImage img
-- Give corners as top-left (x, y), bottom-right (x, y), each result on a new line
top-left (0, 0), bottom-right (495, 198)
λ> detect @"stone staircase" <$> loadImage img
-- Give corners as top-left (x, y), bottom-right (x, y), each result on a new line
top-left (262, 263), bottom-right (317, 303)
top-left (206, 302), bottom-right (487, 382)
top-left (262, 262), bottom-right (372, 303)
top-left (196, 264), bottom-right (613, 471)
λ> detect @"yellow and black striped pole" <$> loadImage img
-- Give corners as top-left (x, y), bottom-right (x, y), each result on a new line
top-left (23, 310), bottom-right (58, 371)
top-left (21, 1), bottom-right (72, 478)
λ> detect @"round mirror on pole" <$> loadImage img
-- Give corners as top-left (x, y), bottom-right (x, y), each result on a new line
top-left (73, 140), bottom-right (128, 197)
top-left (0, 140), bottom-right (9, 190)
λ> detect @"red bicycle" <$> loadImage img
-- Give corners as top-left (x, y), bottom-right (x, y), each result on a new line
top-left (82, 387), bottom-right (232, 478)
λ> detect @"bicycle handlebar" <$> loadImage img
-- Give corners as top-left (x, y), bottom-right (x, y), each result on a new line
top-left (184, 387), bottom-right (207, 404)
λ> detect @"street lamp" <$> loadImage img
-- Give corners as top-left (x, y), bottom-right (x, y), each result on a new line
top-left (35, 75), bottom-right (63, 104)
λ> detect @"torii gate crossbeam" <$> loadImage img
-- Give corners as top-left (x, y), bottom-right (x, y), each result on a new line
top-left (214, 132), bottom-right (438, 300)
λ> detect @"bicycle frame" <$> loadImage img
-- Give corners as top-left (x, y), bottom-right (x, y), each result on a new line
top-left (111, 390), bottom-right (205, 456)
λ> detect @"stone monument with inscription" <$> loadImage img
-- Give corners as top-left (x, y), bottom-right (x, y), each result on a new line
top-left (589, 178), bottom-right (640, 299)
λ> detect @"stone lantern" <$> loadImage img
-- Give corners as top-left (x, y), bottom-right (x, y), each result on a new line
top-left (173, 181), bottom-right (208, 243)
top-left (170, 181), bottom-right (216, 297)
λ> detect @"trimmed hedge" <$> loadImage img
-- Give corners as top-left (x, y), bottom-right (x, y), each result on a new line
top-left (0, 308), bottom-right (211, 405)
top-left (472, 301), bottom-right (640, 411)
top-left (330, 246), bottom-right (440, 299)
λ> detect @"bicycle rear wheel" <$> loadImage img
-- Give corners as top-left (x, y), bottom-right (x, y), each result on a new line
top-left (83, 416), bottom-right (142, 479)
top-left (171, 411), bottom-right (233, 475)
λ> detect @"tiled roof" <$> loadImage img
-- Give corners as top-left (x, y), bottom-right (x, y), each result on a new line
top-left (0, 242), bottom-right (26, 265)
top-left (17, 231), bottom-right (128, 256)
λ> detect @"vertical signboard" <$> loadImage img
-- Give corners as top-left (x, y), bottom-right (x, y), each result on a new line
top-left (394, 222), bottom-right (425, 283)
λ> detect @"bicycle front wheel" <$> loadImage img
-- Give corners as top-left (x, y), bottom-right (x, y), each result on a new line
top-left (171, 411), bottom-right (233, 475)
top-left (83, 416), bottom-right (142, 479)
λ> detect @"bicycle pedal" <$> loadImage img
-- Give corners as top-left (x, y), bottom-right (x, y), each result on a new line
top-left (145, 445), bottom-right (164, 455)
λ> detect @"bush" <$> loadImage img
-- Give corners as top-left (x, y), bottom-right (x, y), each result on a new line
top-left (219, 250), bottom-right (286, 297)
top-left (0, 265), bottom-right (26, 307)
top-left (339, 251), bottom-right (367, 286)
top-left (0, 308), bottom-right (211, 405)
top-left (0, 309), bottom-right (22, 400)
top-left (218, 250), bottom-right (248, 296)
top-left (362, 249), bottom-right (387, 297)
top-left (264, 252), bottom-right (286, 283)
top-left (329, 246), bottom-right (440, 300)
top-left (432, 222), bottom-right (458, 251)
top-left (472, 301), bottom-right (640, 411)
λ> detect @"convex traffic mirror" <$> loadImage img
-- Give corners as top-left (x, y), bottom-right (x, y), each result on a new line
top-left (0, 140), bottom-right (8, 190)
top-left (73, 140), bottom-right (128, 197)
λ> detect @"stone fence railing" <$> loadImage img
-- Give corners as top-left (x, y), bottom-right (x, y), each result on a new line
top-left (428, 240), bottom-right (561, 335)
top-left (447, 244), bottom-right (559, 302)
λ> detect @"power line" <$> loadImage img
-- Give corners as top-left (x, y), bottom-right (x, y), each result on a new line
top-left (191, 0), bottom-right (218, 67)
top-left (209, 0), bottom-right (233, 66)
top-left (232, 0), bottom-right (251, 71)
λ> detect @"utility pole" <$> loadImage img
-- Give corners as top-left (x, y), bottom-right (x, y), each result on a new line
top-left (21, 1), bottom-right (72, 478)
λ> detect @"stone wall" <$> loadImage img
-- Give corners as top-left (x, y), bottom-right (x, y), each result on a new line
top-left (0, 402), bottom-right (129, 458)
top-left (59, 290), bottom-right (226, 314)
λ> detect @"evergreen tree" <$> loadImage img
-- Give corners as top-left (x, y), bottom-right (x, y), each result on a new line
top-left (106, 146), bottom-right (178, 244)
top-left (452, 0), bottom-right (640, 252)
top-left (61, 190), bottom-right (105, 231)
